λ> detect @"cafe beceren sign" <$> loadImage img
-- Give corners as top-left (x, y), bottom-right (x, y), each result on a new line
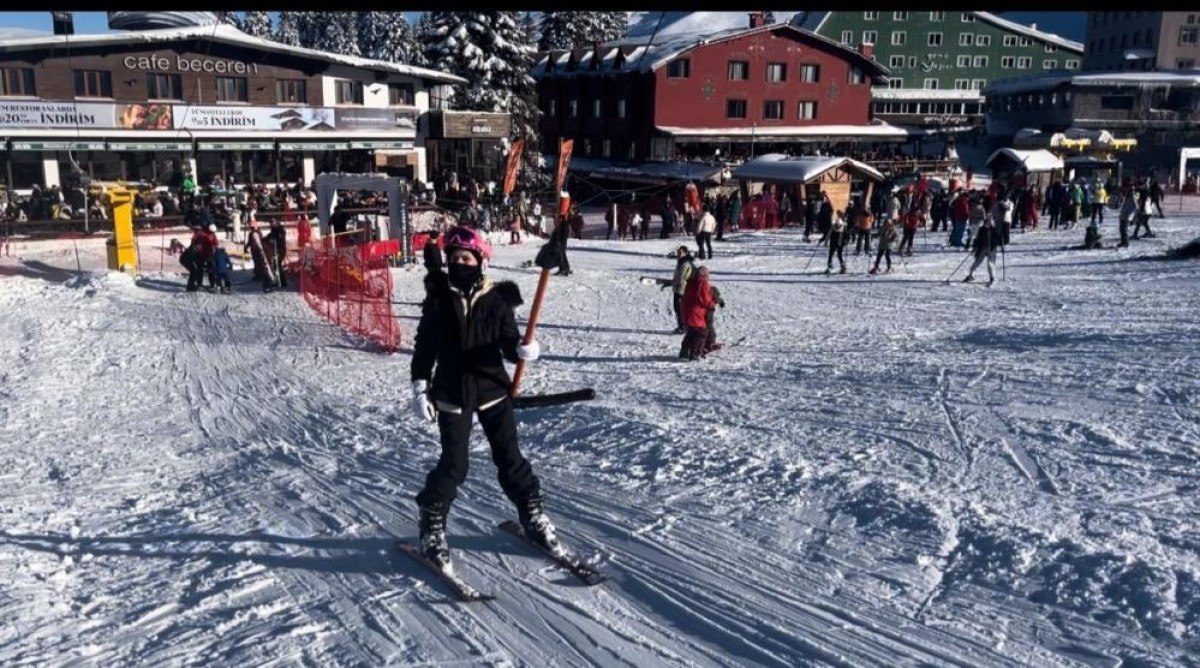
top-left (122, 55), bottom-right (259, 75)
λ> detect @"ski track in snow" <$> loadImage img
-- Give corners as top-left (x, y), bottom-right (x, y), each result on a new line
top-left (1, 211), bottom-right (1199, 665)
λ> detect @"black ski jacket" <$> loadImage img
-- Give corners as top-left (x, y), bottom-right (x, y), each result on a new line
top-left (412, 271), bottom-right (524, 411)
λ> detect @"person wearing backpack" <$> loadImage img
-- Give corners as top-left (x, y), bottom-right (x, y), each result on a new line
top-left (665, 245), bottom-right (698, 334)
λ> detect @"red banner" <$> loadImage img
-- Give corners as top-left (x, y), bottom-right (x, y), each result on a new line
top-left (503, 139), bottom-right (524, 196)
top-left (556, 139), bottom-right (574, 196)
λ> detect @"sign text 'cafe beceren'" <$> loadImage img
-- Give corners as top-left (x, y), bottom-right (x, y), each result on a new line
top-left (122, 55), bottom-right (260, 76)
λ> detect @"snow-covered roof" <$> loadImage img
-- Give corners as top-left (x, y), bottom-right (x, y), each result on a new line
top-left (733, 153), bottom-right (885, 183)
top-left (657, 124), bottom-right (917, 139)
top-left (0, 27), bottom-right (49, 40)
top-left (983, 71), bottom-right (1200, 96)
top-left (0, 23), bottom-right (467, 85)
top-left (794, 12), bottom-right (1082, 54)
top-left (625, 12), bottom-right (804, 39)
top-left (986, 148), bottom-right (1064, 173)
top-left (534, 22), bottom-right (886, 82)
top-left (871, 89), bottom-right (985, 101)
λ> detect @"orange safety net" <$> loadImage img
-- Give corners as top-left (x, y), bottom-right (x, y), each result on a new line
top-left (296, 230), bottom-right (400, 352)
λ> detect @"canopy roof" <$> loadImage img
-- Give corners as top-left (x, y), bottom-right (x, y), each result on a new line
top-left (986, 148), bottom-right (1064, 173)
top-left (732, 154), bottom-right (884, 183)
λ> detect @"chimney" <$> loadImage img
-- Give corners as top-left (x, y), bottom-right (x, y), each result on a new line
top-left (1030, 22), bottom-right (1037, 31)
top-left (858, 42), bottom-right (875, 60)
top-left (748, 12), bottom-right (765, 29)
top-left (51, 11), bottom-right (74, 36)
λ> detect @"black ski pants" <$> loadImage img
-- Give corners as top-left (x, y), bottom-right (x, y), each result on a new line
top-left (854, 228), bottom-right (871, 254)
top-left (874, 243), bottom-right (892, 270)
top-left (416, 399), bottom-right (540, 508)
top-left (899, 227), bottom-right (916, 254)
top-left (696, 232), bottom-right (713, 259)
top-left (827, 240), bottom-right (844, 270)
top-left (673, 293), bottom-right (685, 330)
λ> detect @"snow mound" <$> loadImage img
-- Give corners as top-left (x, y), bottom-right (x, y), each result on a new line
top-left (63, 271), bottom-right (135, 295)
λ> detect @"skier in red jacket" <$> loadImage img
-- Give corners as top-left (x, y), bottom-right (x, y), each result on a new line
top-left (679, 265), bottom-right (717, 360)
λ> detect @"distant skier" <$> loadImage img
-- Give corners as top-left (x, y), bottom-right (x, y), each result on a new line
top-left (696, 207), bottom-right (716, 259)
top-left (1133, 187), bottom-right (1156, 239)
top-left (853, 203), bottom-right (874, 255)
top-left (1117, 193), bottom-right (1137, 248)
top-left (703, 284), bottom-right (727, 355)
top-left (410, 225), bottom-right (558, 572)
top-left (666, 245), bottom-right (698, 334)
top-left (826, 210), bottom-right (848, 274)
top-left (870, 215), bottom-right (896, 274)
top-left (264, 219), bottom-right (288, 288)
top-left (963, 216), bottom-right (1002, 286)
top-left (212, 244), bottom-right (234, 294)
top-left (245, 219), bottom-right (275, 292)
top-left (679, 264), bottom-right (717, 360)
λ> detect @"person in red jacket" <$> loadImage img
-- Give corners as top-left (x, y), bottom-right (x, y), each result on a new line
top-left (186, 223), bottom-right (219, 291)
top-left (678, 265), bottom-right (717, 360)
top-left (898, 210), bottom-right (920, 256)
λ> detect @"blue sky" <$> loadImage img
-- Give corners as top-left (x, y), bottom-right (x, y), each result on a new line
top-left (0, 11), bottom-right (1088, 42)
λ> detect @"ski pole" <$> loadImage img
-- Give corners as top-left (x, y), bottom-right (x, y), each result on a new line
top-left (944, 251), bottom-right (972, 283)
top-left (803, 242), bottom-right (822, 271)
top-left (511, 238), bottom-right (560, 398)
top-left (1001, 243), bottom-right (1006, 282)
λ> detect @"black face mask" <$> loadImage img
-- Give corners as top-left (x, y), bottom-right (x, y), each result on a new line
top-left (447, 263), bottom-right (482, 293)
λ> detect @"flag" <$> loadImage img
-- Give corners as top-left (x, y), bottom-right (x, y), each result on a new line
top-left (556, 140), bottom-right (574, 196)
top-left (502, 139), bottom-right (524, 196)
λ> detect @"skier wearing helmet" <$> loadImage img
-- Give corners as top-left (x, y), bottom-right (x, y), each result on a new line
top-left (410, 225), bottom-right (556, 572)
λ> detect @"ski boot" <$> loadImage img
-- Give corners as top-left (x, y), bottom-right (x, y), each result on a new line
top-left (517, 495), bottom-right (564, 557)
top-left (869, 266), bottom-right (880, 275)
top-left (825, 266), bottom-right (832, 275)
top-left (963, 275), bottom-right (975, 283)
top-left (418, 501), bottom-right (453, 572)
top-left (839, 265), bottom-right (846, 274)
top-left (987, 278), bottom-right (995, 287)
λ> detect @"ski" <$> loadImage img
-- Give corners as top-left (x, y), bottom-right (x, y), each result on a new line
top-left (512, 388), bottom-right (596, 409)
top-left (498, 521), bottom-right (610, 586)
top-left (640, 276), bottom-right (671, 286)
top-left (395, 541), bottom-right (496, 603)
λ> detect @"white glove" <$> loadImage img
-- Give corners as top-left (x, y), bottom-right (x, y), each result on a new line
top-left (516, 340), bottom-right (540, 361)
top-left (412, 380), bottom-right (436, 423)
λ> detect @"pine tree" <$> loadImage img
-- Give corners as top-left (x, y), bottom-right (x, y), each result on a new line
top-left (236, 11), bottom-right (273, 39)
top-left (763, 11), bottom-right (777, 24)
top-left (300, 12), bottom-right (361, 57)
top-left (276, 12), bottom-right (302, 47)
top-left (521, 13), bottom-right (540, 51)
top-left (420, 12), bottom-right (543, 188)
top-left (358, 12), bottom-right (417, 63)
top-left (595, 11), bottom-right (627, 42)
top-left (538, 12), bottom-right (626, 51)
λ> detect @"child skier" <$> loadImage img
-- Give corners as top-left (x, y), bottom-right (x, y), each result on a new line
top-left (679, 265), bottom-right (717, 360)
top-left (212, 244), bottom-right (234, 294)
top-left (410, 226), bottom-right (555, 572)
top-left (870, 215), bottom-right (897, 274)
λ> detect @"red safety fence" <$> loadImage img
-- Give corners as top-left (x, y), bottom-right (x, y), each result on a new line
top-left (296, 229), bottom-right (400, 352)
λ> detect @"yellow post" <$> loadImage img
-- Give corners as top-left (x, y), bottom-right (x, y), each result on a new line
top-left (106, 187), bottom-right (138, 273)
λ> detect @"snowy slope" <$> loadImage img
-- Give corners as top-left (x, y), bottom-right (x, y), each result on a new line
top-left (1, 206), bottom-right (1199, 665)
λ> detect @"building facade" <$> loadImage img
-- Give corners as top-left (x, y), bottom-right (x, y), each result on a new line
top-left (1083, 12), bottom-right (1200, 71)
top-left (797, 12), bottom-right (1082, 131)
top-left (533, 19), bottom-right (893, 165)
top-left (0, 24), bottom-right (466, 193)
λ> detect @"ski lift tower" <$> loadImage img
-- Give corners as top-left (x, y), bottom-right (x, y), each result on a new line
top-left (313, 173), bottom-right (412, 263)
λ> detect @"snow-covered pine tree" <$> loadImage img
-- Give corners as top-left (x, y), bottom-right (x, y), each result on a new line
top-left (358, 12), bottom-right (417, 64)
top-left (276, 12), bottom-right (302, 47)
top-left (214, 11), bottom-right (237, 25)
top-left (301, 12), bottom-right (361, 57)
top-left (595, 11), bottom-right (628, 42)
top-left (763, 11), bottom-right (777, 24)
top-left (236, 11), bottom-right (273, 39)
top-left (420, 12), bottom-right (544, 189)
top-left (521, 13), bottom-right (540, 52)
top-left (539, 12), bottom-right (626, 51)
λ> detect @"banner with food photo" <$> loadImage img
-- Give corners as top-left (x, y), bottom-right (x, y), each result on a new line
top-left (116, 103), bottom-right (174, 130)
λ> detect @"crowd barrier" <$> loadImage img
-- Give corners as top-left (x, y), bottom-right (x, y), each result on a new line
top-left (296, 230), bottom-right (400, 352)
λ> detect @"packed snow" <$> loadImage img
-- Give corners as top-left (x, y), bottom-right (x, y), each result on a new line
top-left (1, 203), bottom-right (1199, 665)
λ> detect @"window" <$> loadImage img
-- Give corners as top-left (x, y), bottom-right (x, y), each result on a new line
top-left (800, 64), bottom-right (820, 82)
top-left (728, 60), bottom-right (749, 80)
top-left (1019, 37), bottom-right (1030, 46)
top-left (1181, 27), bottom-right (1199, 45)
top-left (667, 58), bottom-right (690, 78)
top-left (894, 11), bottom-right (909, 20)
top-left (726, 99), bottom-right (747, 119)
top-left (0, 67), bottom-right (37, 97)
top-left (928, 32), bottom-right (943, 47)
top-left (1043, 59), bottom-right (1058, 69)
top-left (592, 99), bottom-right (601, 118)
top-left (1001, 56), bottom-right (1016, 68)
top-left (954, 78), bottom-right (970, 89)
top-left (887, 78), bottom-right (905, 88)
top-left (766, 62), bottom-right (787, 82)
top-left (863, 30), bottom-right (878, 44)
top-left (959, 33), bottom-right (973, 46)
top-left (276, 79), bottom-right (307, 104)
top-left (957, 55), bottom-right (971, 67)
top-left (892, 31), bottom-right (907, 46)
top-left (890, 55), bottom-right (906, 68)
top-left (961, 13), bottom-right (975, 22)
top-left (1190, 13), bottom-right (1197, 24)
top-left (1003, 35), bottom-right (1017, 47)
top-left (1046, 44), bottom-right (1057, 53)
top-left (797, 100), bottom-right (817, 119)
top-left (924, 78), bottom-right (940, 90)
top-left (617, 98), bottom-right (627, 118)
top-left (930, 11), bottom-right (945, 21)
top-left (1178, 59), bottom-right (1196, 69)
top-left (333, 80), bottom-right (362, 105)
top-left (971, 78), bottom-right (986, 89)
top-left (568, 99), bottom-right (578, 117)
top-left (1017, 56), bottom-right (1032, 69)
top-left (864, 11), bottom-right (879, 20)
top-left (1100, 95), bottom-right (1135, 110)
top-left (909, 56), bottom-right (918, 68)
top-left (973, 56), bottom-right (988, 68)
top-left (848, 67), bottom-right (865, 84)
top-left (1065, 59), bottom-right (1079, 70)
top-left (74, 70), bottom-right (112, 98)
top-left (975, 34), bottom-right (991, 47)
top-left (841, 30), bottom-right (854, 44)
top-left (388, 83), bottom-right (414, 106)
top-left (146, 73), bottom-right (183, 100)
top-left (763, 100), bottom-right (784, 120)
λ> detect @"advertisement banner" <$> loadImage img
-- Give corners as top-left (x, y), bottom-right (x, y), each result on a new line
top-left (503, 139), bottom-right (524, 196)
top-left (334, 108), bottom-right (417, 132)
top-left (174, 105), bottom-right (336, 131)
top-left (0, 101), bottom-right (116, 129)
top-left (555, 139), bottom-right (574, 198)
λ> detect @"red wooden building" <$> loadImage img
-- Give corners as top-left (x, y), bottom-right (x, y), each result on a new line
top-left (533, 13), bottom-right (901, 169)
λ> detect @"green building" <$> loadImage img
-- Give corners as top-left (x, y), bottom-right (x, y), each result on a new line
top-left (796, 12), bottom-right (1083, 131)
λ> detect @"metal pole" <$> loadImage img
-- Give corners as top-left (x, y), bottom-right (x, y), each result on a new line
top-left (943, 251), bottom-right (972, 283)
